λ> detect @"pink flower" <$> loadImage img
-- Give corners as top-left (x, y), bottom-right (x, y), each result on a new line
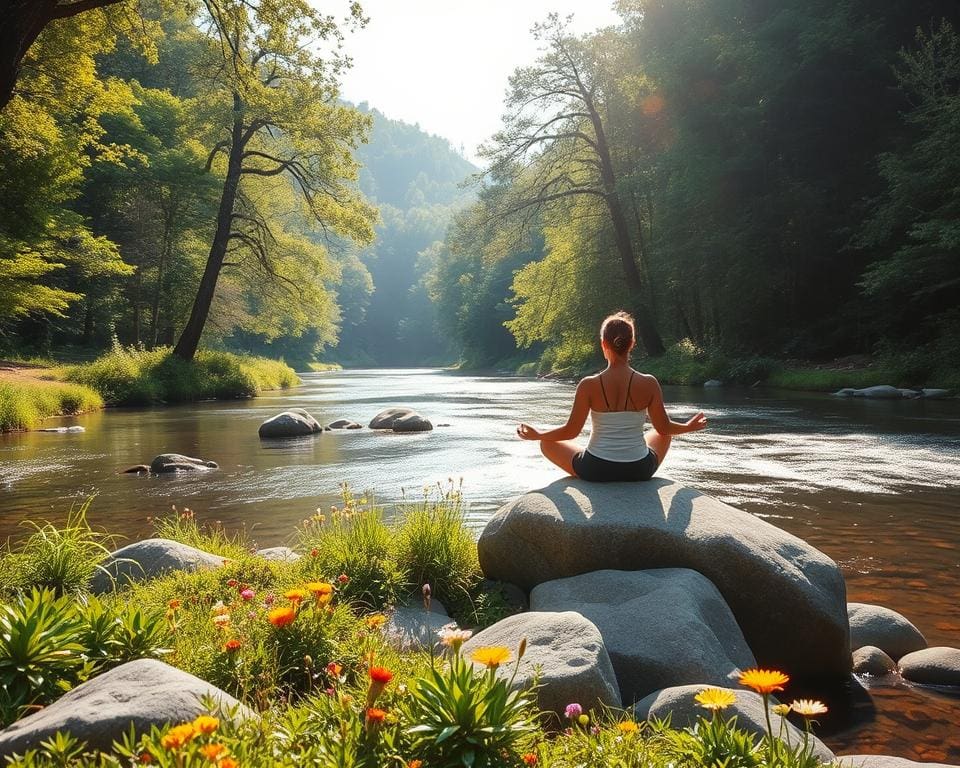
top-left (564, 703), bottom-right (582, 720)
top-left (264, 594), bottom-right (275, 606)
top-left (240, 588), bottom-right (255, 600)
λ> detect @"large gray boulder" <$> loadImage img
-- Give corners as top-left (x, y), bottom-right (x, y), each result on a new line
top-left (91, 538), bottom-right (223, 593)
top-left (256, 546), bottom-right (299, 563)
top-left (841, 758), bottom-right (956, 768)
top-left (530, 569), bottom-right (755, 704)
top-left (898, 647), bottom-right (960, 686)
top-left (369, 407), bottom-right (416, 429)
top-left (848, 603), bottom-right (927, 660)
top-left (852, 385), bottom-right (905, 399)
top-left (478, 478), bottom-right (850, 680)
top-left (258, 409), bottom-right (322, 438)
top-left (633, 684), bottom-right (834, 762)
top-left (384, 607), bottom-right (452, 652)
top-left (327, 419), bottom-right (362, 430)
top-left (149, 453), bottom-right (218, 473)
top-left (0, 660), bottom-right (253, 757)
top-left (462, 611), bottom-right (621, 717)
top-left (852, 645), bottom-right (897, 676)
top-left (921, 389), bottom-right (952, 400)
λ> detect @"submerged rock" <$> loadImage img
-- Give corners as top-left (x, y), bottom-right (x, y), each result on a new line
top-left (703, 379), bottom-right (723, 388)
top-left (369, 407), bottom-right (416, 429)
top-left (530, 569), bottom-right (755, 704)
top-left (848, 602), bottom-right (926, 660)
top-left (478, 478), bottom-right (851, 680)
top-left (37, 425), bottom-right (85, 433)
top-left (258, 409), bottom-right (322, 438)
top-left (327, 419), bottom-right (362, 429)
top-left (462, 611), bottom-right (621, 716)
top-left (0, 659), bottom-right (253, 756)
top-left (852, 645), bottom-right (898, 677)
top-left (852, 385), bottom-right (907, 399)
top-left (921, 388), bottom-right (952, 399)
top-left (91, 538), bottom-right (222, 593)
top-left (633, 685), bottom-right (835, 762)
top-left (392, 412), bottom-right (433, 432)
top-left (149, 454), bottom-right (218, 473)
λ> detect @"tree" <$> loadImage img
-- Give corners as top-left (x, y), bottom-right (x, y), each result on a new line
top-left (480, 13), bottom-right (665, 356)
top-left (171, 0), bottom-right (376, 361)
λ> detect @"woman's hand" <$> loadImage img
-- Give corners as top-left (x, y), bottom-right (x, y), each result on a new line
top-left (684, 412), bottom-right (708, 433)
top-left (516, 423), bottom-right (543, 440)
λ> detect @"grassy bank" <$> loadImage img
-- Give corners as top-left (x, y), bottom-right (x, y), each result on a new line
top-left (0, 489), bottom-right (834, 767)
top-left (0, 379), bottom-right (103, 432)
top-left (63, 347), bottom-right (299, 406)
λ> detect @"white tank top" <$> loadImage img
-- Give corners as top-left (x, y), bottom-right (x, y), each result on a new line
top-left (586, 410), bottom-right (650, 462)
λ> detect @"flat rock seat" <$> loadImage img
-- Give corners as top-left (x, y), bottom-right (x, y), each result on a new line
top-left (478, 477), bottom-right (851, 680)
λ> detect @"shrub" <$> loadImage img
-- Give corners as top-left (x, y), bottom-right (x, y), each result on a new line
top-left (0, 381), bottom-right (102, 432)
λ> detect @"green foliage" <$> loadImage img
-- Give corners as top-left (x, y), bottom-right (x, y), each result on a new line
top-left (0, 499), bottom-right (112, 594)
top-left (394, 483), bottom-right (482, 613)
top-left (151, 507), bottom-right (251, 561)
top-left (0, 380), bottom-right (102, 432)
top-left (63, 346), bottom-right (298, 405)
top-left (401, 645), bottom-right (537, 768)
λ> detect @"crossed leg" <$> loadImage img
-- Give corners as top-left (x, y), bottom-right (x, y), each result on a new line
top-left (645, 429), bottom-right (672, 470)
top-left (539, 440), bottom-right (581, 477)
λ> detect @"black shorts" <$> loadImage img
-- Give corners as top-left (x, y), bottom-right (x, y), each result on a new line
top-left (572, 448), bottom-right (659, 482)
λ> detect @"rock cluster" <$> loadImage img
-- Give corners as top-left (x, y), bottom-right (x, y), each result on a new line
top-left (258, 408), bottom-right (323, 438)
top-left (369, 407), bottom-right (433, 432)
top-left (832, 386), bottom-right (953, 399)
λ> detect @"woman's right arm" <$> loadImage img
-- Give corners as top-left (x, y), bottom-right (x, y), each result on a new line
top-left (645, 376), bottom-right (708, 436)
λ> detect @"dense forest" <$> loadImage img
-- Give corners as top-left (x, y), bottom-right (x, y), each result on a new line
top-left (1, 0), bottom-right (959, 383)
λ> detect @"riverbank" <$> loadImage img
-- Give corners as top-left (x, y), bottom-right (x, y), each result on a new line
top-left (0, 349), bottom-right (299, 432)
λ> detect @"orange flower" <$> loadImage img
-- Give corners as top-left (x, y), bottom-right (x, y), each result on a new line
top-left (739, 668), bottom-right (789, 695)
top-left (160, 723), bottom-right (196, 750)
top-left (470, 646), bottom-right (511, 669)
top-left (369, 666), bottom-right (394, 685)
top-left (139, 753), bottom-right (153, 764)
top-left (192, 715), bottom-right (219, 735)
top-left (200, 743), bottom-right (228, 761)
top-left (522, 754), bottom-right (538, 765)
top-left (268, 606), bottom-right (296, 628)
top-left (224, 639), bottom-right (242, 653)
top-left (168, 599), bottom-right (181, 611)
top-left (366, 707), bottom-right (387, 724)
top-left (284, 587), bottom-right (309, 604)
top-left (408, 762), bottom-right (423, 768)
top-left (305, 581), bottom-right (334, 603)
top-left (326, 661), bottom-right (342, 677)
top-left (364, 613), bottom-right (387, 630)
top-left (220, 759), bottom-right (238, 768)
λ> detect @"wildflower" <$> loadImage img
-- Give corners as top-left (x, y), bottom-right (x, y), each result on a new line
top-left (470, 646), bottom-right (511, 669)
top-left (224, 639), bottom-right (242, 653)
top-left (192, 715), bottom-right (219, 735)
top-left (564, 702), bottom-right (583, 720)
top-left (326, 661), bottom-right (342, 678)
top-left (791, 699), bottom-right (828, 717)
top-left (522, 754), bottom-right (538, 765)
top-left (305, 582), bottom-right (334, 604)
top-left (226, 579), bottom-right (238, 588)
top-left (212, 614), bottom-right (231, 629)
top-left (366, 707), bottom-right (387, 724)
top-left (240, 588), bottom-right (255, 601)
top-left (364, 613), bottom-right (388, 630)
top-left (578, 714), bottom-right (589, 726)
top-left (369, 666), bottom-right (394, 684)
top-left (437, 623), bottom-right (472, 651)
top-left (212, 601), bottom-right (229, 616)
top-left (268, 606), bottom-right (296, 627)
top-left (139, 753), bottom-right (152, 764)
top-left (772, 703), bottom-right (792, 716)
top-left (264, 594), bottom-right (275, 606)
top-left (168, 599), bottom-right (181, 611)
top-left (694, 687), bottom-right (737, 711)
top-left (338, 573), bottom-right (349, 584)
top-left (617, 720), bottom-right (639, 734)
top-left (220, 759), bottom-right (238, 768)
top-left (284, 587), bottom-right (309, 604)
top-left (160, 723), bottom-right (196, 749)
top-left (310, 548), bottom-right (319, 558)
top-left (409, 761), bottom-right (424, 768)
top-left (739, 668), bottom-right (789, 695)
top-left (200, 743), bottom-right (228, 761)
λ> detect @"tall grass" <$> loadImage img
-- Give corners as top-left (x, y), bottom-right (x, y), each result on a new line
top-left (63, 346), bottom-right (299, 405)
top-left (0, 380), bottom-right (102, 432)
top-left (151, 506), bottom-right (252, 560)
top-left (0, 498), bottom-right (114, 595)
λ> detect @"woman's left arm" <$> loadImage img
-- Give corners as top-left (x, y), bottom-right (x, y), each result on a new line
top-left (517, 379), bottom-right (591, 442)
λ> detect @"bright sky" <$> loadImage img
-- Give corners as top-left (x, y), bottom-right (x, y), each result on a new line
top-left (335, 1), bottom-right (622, 164)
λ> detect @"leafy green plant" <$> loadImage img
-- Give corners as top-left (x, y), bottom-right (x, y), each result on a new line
top-left (401, 642), bottom-right (536, 767)
top-left (1, 498), bottom-right (113, 595)
top-left (0, 588), bottom-right (92, 724)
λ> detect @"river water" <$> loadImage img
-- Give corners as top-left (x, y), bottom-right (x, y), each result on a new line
top-left (1, 368), bottom-right (959, 758)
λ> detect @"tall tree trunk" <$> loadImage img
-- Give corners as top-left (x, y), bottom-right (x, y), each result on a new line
top-left (587, 99), bottom-right (665, 356)
top-left (172, 93), bottom-right (243, 362)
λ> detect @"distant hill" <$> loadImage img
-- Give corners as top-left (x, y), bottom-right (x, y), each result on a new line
top-left (333, 105), bottom-right (478, 366)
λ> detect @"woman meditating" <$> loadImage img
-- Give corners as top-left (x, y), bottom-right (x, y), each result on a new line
top-left (516, 311), bottom-right (708, 481)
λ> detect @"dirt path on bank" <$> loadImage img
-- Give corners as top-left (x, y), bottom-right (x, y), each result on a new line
top-left (0, 361), bottom-right (61, 385)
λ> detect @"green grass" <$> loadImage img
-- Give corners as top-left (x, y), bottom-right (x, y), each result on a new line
top-left (0, 380), bottom-right (103, 432)
top-left (306, 361), bottom-right (343, 372)
top-left (62, 346), bottom-right (299, 406)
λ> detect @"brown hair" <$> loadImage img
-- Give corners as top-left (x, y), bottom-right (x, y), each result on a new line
top-left (601, 311), bottom-right (635, 355)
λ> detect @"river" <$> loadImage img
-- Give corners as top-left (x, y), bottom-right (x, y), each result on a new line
top-left (1, 368), bottom-right (959, 758)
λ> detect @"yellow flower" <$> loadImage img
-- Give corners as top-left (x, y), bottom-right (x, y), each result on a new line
top-left (200, 743), bottom-right (228, 761)
top-left (284, 588), bottom-right (310, 604)
top-left (694, 688), bottom-right (737, 711)
top-left (617, 720), bottom-right (639, 734)
top-left (772, 703), bottom-right (792, 716)
top-left (160, 723), bottom-right (196, 750)
top-left (364, 613), bottom-right (388, 630)
top-left (470, 646), bottom-right (511, 669)
top-left (739, 668), bottom-right (789, 695)
top-left (791, 699), bottom-right (828, 717)
top-left (192, 715), bottom-right (219, 735)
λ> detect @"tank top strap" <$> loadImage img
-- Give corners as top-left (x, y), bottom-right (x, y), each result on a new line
top-left (598, 374), bottom-right (611, 410)
top-left (626, 370), bottom-right (636, 411)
